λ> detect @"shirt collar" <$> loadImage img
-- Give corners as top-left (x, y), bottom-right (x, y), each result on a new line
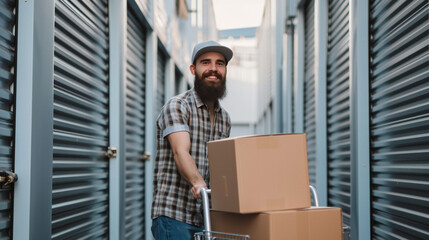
top-left (191, 88), bottom-right (221, 113)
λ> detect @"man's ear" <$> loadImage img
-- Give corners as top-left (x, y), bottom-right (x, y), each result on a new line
top-left (190, 64), bottom-right (196, 75)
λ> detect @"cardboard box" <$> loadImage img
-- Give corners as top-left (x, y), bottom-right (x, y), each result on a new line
top-left (208, 134), bottom-right (310, 213)
top-left (211, 207), bottom-right (343, 240)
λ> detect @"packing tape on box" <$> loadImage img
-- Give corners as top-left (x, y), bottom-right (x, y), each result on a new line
top-left (222, 176), bottom-right (229, 197)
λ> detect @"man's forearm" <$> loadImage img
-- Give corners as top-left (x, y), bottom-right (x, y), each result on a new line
top-left (173, 151), bottom-right (205, 186)
top-left (167, 131), bottom-right (206, 198)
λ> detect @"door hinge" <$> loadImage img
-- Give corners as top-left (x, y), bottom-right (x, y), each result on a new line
top-left (142, 151), bottom-right (151, 161)
top-left (105, 146), bottom-right (117, 159)
top-left (0, 169), bottom-right (18, 188)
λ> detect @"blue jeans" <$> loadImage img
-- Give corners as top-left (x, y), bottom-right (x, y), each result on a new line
top-left (151, 216), bottom-right (204, 240)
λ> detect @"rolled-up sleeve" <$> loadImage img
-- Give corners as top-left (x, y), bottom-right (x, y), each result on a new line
top-left (158, 98), bottom-right (189, 138)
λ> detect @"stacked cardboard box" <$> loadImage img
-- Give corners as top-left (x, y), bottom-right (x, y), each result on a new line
top-left (208, 134), bottom-right (343, 240)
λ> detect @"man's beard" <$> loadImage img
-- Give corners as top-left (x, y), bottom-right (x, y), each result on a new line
top-left (194, 70), bottom-right (227, 102)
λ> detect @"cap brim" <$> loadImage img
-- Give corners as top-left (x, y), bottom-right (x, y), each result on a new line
top-left (193, 46), bottom-right (233, 64)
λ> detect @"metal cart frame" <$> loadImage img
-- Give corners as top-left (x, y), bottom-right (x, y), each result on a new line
top-left (194, 185), bottom-right (350, 240)
top-left (195, 188), bottom-right (250, 240)
top-left (195, 186), bottom-right (321, 239)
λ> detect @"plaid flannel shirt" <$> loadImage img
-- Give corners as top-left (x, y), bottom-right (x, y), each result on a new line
top-left (151, 88), bottom-right (231, 226)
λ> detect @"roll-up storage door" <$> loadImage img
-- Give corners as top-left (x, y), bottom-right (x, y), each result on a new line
top-left (0, 1), bottom-right (16, 238)
top-left (303, 0), bottom-right (316, 186)
top-left (52, 1), bottom-right (109, 238)
top-left (326, 0), bottom-right (350, 227)
top-left (124, 4), bottom-right (147, 239)
top-left (156, 49), bottom-right (166, 113)
top-left (369, 1), bottom-right (429, 239)
top-left (175, 66), bottom-right (182, 96)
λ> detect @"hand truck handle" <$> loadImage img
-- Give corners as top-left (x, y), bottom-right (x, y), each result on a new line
top-left (309, 185), bottom-right (320, 207)
top-left (201, 188), bottom-right (212, 233)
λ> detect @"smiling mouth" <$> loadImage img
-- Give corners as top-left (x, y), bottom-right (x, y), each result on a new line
top-left (206, 76), bottom-right (218, 81)
top-left (202, 71), bottom-right (222, 82)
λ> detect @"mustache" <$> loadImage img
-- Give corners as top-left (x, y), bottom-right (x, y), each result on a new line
top-left (202, 70), bottom-right (222, 80)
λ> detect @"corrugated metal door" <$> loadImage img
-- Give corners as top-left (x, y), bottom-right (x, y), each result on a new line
top-left (303, 0), bottom-right (316, 186)
top-left (139, 0), bottom-right (152, 21)
top-left (369, 1), bottom-right (429, 239)
top-left (0, 1), bottom-right (16, 238)
top-left (156, 50), bottom-right (166, 113)
top-left (52, 1), bottom-right (110, 239)
top-left (175, 66), bottom-right (182, 96)
top-left (124, 5), bottom-right (147, 239)
top-left (326, 0), bottom-right (351, 226)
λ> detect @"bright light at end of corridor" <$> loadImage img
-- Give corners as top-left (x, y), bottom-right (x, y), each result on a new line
top-left (212, 0), bottom-right (266, 30)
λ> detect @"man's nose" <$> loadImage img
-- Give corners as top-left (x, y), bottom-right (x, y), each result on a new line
top-left (209, 62), bottom-right (217, 71)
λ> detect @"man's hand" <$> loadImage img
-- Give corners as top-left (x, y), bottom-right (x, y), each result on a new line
top-left (191, 181), bottom-right (207, 199)
top-left (167, 131), bottom-right (207, 199)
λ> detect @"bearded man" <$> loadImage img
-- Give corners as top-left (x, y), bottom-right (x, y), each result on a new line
top-left (151, 41), bottom-right (233, 240)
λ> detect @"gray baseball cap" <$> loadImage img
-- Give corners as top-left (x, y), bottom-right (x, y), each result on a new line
top-left (191, 40), bottom-right (233, 65)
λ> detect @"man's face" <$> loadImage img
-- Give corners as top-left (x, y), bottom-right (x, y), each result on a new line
top-left (190, 52), bottom-right (227, 102)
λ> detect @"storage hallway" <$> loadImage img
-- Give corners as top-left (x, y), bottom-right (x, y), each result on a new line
top-left (0, 0), bottom-right (427, 239)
